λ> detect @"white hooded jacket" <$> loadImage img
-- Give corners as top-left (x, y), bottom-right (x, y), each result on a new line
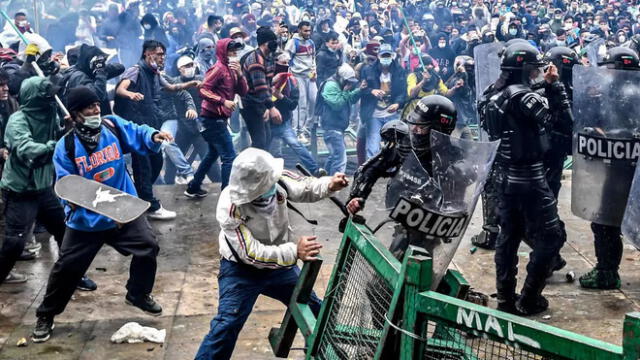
top-left (217, 170), bottom-right (334, 269)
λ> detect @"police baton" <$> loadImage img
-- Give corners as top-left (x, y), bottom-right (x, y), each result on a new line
top-left (0, 10), bottom-right (70, 118)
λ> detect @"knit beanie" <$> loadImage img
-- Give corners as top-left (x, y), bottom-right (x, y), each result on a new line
top-left (66, 86), bottom-right (100, 112)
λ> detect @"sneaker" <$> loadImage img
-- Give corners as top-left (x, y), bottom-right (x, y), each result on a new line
top-left (147, 206), bottom-right (177, 220)
top-left (184, 184), bottom-right (208, 199)
top-left (125, 293), bottom-right (163, 316)
top-left (18, 249), bottom-right (37, 261)
top-left (32, 316), bottom-right (55, 343)
top-left (175, 176), bottom-right (189, 185)
top-left (516, 294), bottom-right (549, 316)
top-left (297, 133), bottom-right (310, 145)
top-left (76, 275), bottom-right (98, 291)
top-left (579, 268), bottom-right (621, 290)
top-left (5, 271), bottom-right (27, 284)
top-left (25, 236), bottom-right (42, 252)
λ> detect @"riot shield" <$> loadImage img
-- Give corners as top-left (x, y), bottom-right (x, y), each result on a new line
top-left (622, 165), bottom-right (640, 249)
top-left (473, 42), bottom-right (504, 101)
top-left (387, 131), bottom-right (499, 289)
top-left (571, 65), bottom-right (640, 226)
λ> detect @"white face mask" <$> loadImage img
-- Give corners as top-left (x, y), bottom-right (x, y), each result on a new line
top-left (228, 56), bottom-right (239, 63)
top-left (181, 67), bottom-right (196, 78)
top-left (509, 28), bottom-right (518, 36)
top-left (438, 41), bottom-right (446, 48)
top-left (81, 114), bottom-right (102, 129)
top-left (619, 35), bottom-right (627, 43)
top-left (143, 24), bottom-right (152, 30)
top-left (18, 20), bottom-right (27, 27)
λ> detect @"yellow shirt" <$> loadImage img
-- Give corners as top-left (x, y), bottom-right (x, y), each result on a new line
top-left (406, 72), bottom-right (449, 98)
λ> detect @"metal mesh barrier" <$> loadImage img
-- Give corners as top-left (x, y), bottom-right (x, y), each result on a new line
top-left (316, 244), bottom-right (395, 360)
top-left (421, 319), bottom-right (566, 360)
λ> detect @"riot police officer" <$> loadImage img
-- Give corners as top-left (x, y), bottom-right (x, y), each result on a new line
top-left (346, 95), bottom-right (457, 259)
top-left (578, 47), bottom-right (640, 290)
top-left (483, 43), bottom-right (569, 316)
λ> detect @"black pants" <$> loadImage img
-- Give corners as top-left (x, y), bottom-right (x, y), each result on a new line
top-left (478, 168), bottom-right (500, 235)
top-left (240, 105), bottom-right (271, 150)
top-left (131, 151), bottom-right (163, 212)
top-left (0, 188), bottom-right (66, 284)
top-left (544, 151), bottom-right (567, 199)
top-left (592, 222), bottom-right (623, 271)
top-left (494, 174), bottom-right (565, 301)
top-left (36, 217), bottom-right (159, 318)
top-left (164, 120), bottom-right (220, 184)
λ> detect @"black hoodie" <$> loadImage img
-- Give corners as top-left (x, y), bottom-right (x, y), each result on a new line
top-left (141, 13), bottom-right (170, 46)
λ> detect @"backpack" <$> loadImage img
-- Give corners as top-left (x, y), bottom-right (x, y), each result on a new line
top-left (63, 116), bottom-right (124, 174)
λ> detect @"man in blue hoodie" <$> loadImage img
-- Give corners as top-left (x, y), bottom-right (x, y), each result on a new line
top-left (31, 86), bottom-right (173, 343)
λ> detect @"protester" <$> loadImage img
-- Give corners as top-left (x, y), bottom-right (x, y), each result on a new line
top-left (32, 86), bottom-right (172, 343)
top-left (194, 147), bottom-right (348, 360)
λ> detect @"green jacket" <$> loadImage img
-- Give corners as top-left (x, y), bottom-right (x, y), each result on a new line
top-left (0, 77), bottom-right (60, 193)
top-left (319, 78), bottom-right (361, 132)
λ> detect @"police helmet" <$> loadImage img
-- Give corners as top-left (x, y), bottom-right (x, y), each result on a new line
top-left (405, 95), bottom-right (457, 152)
top-left (544, 46), bottom-right (579, 82)
top-left (500, 42), bottom-right (546, 71)
top-left (599, 46), bottom-right (640, 70)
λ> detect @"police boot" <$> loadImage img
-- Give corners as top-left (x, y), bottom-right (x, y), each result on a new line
top-left (579, 268), bottom-right (621, 290)
top-left (516, 280), bottom-right (549, 316)
top-left (546, 255), bottom-right (567, 278)
top-left (496, 281), bottom-right (519, 314)
top-left (471, 230), bottom-right (497, 250)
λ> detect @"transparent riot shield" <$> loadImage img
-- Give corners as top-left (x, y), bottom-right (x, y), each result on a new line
top-left (387, 131), bottom-right (499, 289)
top-left (571, 65), bottom-right (640, 226)
top-left (473, 42), bottom-right (504, 101)
top-left (622, 165), bottom-right (640, 250)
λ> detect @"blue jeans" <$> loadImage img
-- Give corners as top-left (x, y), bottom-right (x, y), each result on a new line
top-left (323, 129), bottom-right (346, 175)
top-left (270, 123), bottom-right (318, 174)
top-left (365, 114), bottom-right (400, 159)
top-left (160, 120), bottom-right (194, 177)
top-left (195, 259), bottom-right (322, 360)
top-left (191, 117), bottom-right (236, 190)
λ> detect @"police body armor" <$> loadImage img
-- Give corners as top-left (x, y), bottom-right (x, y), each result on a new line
top-left (572, 65), bottom-right (640, 226)
top-left (483, 84), bottom-right (550, 188)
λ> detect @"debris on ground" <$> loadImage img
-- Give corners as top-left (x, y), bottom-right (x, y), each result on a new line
top-left (110, 322), bottom-right (166, 344)
top-left (566, 271), bottom-right (576, 283)
top-left (16, 337), bottom-right (27, 347)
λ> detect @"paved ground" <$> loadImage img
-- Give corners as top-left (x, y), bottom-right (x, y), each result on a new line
top-left (1, 173), bottom-right (639, 359)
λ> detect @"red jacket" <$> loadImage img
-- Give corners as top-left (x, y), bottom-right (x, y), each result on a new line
top-left (200, 38), bottom-right (249, 119)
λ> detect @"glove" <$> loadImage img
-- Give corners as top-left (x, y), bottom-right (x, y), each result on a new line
top-left (89, 55), bottom-right (107, 73)
top-left (25, 43), bottom-right (39, 57)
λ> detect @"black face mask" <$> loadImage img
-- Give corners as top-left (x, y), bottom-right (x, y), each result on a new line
top-left (275, 63), bottom-right (289, 74)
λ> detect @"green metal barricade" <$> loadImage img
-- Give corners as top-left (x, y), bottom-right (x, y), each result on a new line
top-left (269, 219), bottom-right (640, 359)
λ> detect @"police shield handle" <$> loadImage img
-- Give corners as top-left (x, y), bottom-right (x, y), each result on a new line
top-left (297, 236), bottom-right (322, 261)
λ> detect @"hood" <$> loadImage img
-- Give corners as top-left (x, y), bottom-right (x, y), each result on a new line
top-left (141, 13), bottom-right (159, 29)
top-left (17, 33), bottom-right (52, 61)
top-left (76, 44), bottom-right (107, 75)
top-left (19, 77), bottom-right (57, 117)
top-left (216, 38), bottom-right (233, 65)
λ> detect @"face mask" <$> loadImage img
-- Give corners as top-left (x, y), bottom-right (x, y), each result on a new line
top-left (181, 67), bottom-right (196, 78)
top-left (150, 61), bottom-right (159, 70)
top-left (18, 20), bottom-right (27, 27)
top-left (438, 41), bottom-right (446, 48)
top-left (509, 28), bottom-right (518, 35)
top-left (254, 185), bottom-right (277, 203)
top-left (81, 114), bottom-right (102, 129)
top-left (619, 35), bottom-right (627, 43)
top-left (380, 57), bottom-right (392, 66)
top-left (275, 63), bottom-right (289, 74)
top-left (143, 23), bottom-right (152, 30)
top-left (281, 35), bottom-right (288, 43)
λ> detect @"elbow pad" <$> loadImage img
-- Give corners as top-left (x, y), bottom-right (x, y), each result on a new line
top-left (520, 92), bottom-right (551, 127)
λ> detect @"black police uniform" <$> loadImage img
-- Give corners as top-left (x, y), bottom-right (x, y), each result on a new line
top-left (484, 43), bottom-right (568, 315)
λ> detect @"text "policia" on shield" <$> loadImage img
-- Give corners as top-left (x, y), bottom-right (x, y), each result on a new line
top-left (578, 133), bottom-right (640, 161)
top-left (390, 197), bottom-right (469, 239)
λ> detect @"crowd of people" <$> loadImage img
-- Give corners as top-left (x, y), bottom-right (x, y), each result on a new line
top-left (0, 0), bottom-right (639, 357)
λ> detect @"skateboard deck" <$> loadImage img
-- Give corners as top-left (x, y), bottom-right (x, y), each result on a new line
top-left (55, 175), bottom-right (150, 223)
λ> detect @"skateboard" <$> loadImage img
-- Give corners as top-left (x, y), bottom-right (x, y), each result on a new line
top-left (54, 175), bottom-right (150, 223)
